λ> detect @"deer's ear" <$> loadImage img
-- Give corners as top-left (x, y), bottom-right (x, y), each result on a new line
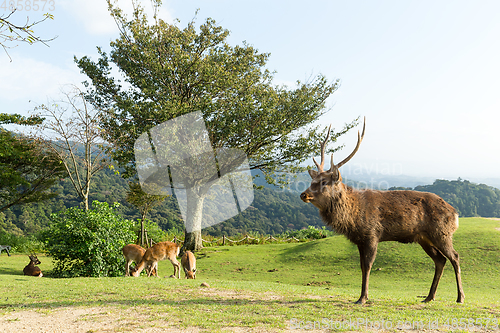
top-left (330, 166), bottom-right (341, 183)
top-left (308, 169), bottom-right (318, 178)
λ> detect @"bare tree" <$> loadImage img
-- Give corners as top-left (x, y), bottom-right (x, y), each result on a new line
top-left (32, 85), bottom-right (110, 210)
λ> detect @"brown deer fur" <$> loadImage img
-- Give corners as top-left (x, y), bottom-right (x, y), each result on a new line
top-left (181, 251), bottom-right (197, 279)
top-left (131, 241), bottom-right (181, 278)
top-left (122, 244), bottom-right (157, 277)
top-left (23, 254), bottom-right (43, 277)
top-left (300, 119), bottom-right (464, 304)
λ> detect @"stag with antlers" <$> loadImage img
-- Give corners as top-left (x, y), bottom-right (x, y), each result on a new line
top-left (300, 118), bottom-right (464, 304)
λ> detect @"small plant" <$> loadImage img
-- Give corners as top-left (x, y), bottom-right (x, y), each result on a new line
top-left (283, 226), bottom-right (335, 240)
top-left (41, 201), bottom-right (135, 277)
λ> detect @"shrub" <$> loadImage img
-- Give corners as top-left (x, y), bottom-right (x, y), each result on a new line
top-left (41, 201), bottom-right (135, 277)
top-left (283, 226), bottom-right (335, 240)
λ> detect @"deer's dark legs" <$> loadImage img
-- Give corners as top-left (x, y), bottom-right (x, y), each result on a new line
top-left (418, 239), bottom-right (447, 302)
top-left (434, 239), bottom-right (465, 303)
top-left (355, 243), bottom-right (378, 304)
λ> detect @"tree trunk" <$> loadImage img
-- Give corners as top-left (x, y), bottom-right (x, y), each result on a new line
top-left (181, 187), bottom-right (205, 253)
top-left (83, 193), bottom-right (89, 211)
top-left (140, 216), bottom-right (146, 247)
top-left (183, 229), bottom-right (203, 253)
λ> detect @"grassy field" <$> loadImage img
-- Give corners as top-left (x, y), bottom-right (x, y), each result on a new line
top-left (0, 217), bottom-right (499, 332)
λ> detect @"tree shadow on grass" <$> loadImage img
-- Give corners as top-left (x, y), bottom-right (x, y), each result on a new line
top-left (0, 267), bottom-right (24, 275)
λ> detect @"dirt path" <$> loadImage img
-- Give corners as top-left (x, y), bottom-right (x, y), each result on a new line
top-left (0, 306), bottom-right (290, 333)
top-left (1, 307), bottom-right (180, 333)
top-left (0, 306), bottom-right (451, 333)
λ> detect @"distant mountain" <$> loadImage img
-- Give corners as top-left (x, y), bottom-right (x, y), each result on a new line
top-left (253, 170), bottom-right (500, 218)
top-left (0, 167), bottom-right (324, 237)
top-left (411, 179), bottom-right (500, 217)
top-left (2, 164), bottom-right (500, 238)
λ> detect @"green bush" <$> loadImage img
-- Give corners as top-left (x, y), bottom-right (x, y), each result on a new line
top-left (283, 226), bottom-right (335, 240)
top-left (41, 201), bottom-right (135, 277)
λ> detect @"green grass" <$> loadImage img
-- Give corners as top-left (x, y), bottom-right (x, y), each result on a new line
top-left (1, 217), bottom-right (499, 332)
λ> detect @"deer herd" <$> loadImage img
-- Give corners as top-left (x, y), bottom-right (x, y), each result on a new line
top-left (7, 117), bottom-right (466, 304)
top-left (15, 243), bottom-right (197, 280)
top-left (124, 242), bottom-right (197, 279)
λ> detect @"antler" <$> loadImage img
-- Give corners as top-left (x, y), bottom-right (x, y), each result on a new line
top-left (333, 117), bottom-right (366, 170)
top-left (312, 124), bottom-right (332, 172)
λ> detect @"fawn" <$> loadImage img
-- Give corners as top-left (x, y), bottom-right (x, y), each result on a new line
top-left (181, 251), bottom-right (197, 279)
top-left (122, 244), bottom-right (157, 276)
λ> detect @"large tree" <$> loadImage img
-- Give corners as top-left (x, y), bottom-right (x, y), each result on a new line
top-left (76, 1), bottom-right (356, 251)
top-left (0, 113), bottom-right (65, 213)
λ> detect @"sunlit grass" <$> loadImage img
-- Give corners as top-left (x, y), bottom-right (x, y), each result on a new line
top-left (0, 217), bottom-right (499, 331)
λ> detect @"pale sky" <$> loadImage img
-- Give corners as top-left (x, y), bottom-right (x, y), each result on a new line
top-left (1, 0), bottom-right (500, 181)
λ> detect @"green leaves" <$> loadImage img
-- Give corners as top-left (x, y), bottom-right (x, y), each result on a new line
top-left (76, 3), bottom-right (350, 187)
top-left (0, 129), bottom-right (65, 212)
top-left (41, 201), bottom-right (136, 278)
top-left (0, 113), bottom-right (45, 126)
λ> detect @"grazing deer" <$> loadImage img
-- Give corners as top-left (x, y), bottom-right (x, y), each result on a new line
top-left (300, 118), bottom-right (464, 304)
top-left (131, 241), bottom-right (181, 278)
top-left (181, 251), bottom-right (197, 279)
top-left (122, 244), bottom-right (157, 277)
top-left (23, 254), bottom-right (43, 277)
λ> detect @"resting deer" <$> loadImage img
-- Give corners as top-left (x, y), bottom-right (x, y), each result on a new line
top-left (23, 254), bottom-right (43, 277)
top-left (131, 241), bottom-right (181, 278)
top-left (181, 251), bottom-right (197, 279)
top-left (300, 118), bottom-right (464, 304)
top-left (122, 244), bottom-right (157, 277)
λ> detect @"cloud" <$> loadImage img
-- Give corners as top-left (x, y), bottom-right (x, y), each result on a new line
top-left (59, 0), bottom-right (174, 36)
top-left (0, 53), bottom-right (83, 103)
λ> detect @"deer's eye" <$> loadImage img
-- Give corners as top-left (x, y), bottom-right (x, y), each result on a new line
top-left (321, 180), bottom-right (328, 186)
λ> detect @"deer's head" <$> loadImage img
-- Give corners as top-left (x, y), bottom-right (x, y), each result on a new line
top-left (300, 118), bottom-right (365, 210)
top-left (28, 254), bottom-right (41, 265)
top-left (184, 267), bottom-right (197, 279)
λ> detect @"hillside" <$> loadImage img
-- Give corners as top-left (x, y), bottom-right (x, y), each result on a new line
top-left (2, 166), bottom-right (500, 237)
top-left (391, 178), bottom-right (500, 217)
top-left (0, 168), bottom-right (324, 237)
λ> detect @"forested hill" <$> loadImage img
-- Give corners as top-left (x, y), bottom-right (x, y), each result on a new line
top-left (390, 178), bottom-right (500, 218)
top-left (0, 167), bottom-right (324, 237)
top-left (2, 168), bottom-right (500, 238)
